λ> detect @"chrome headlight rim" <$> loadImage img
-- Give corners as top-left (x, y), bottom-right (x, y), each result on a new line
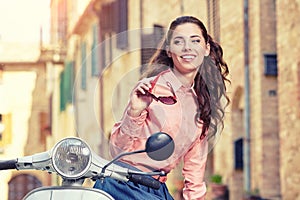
top-left (52, 137), bottom-right (92, 179)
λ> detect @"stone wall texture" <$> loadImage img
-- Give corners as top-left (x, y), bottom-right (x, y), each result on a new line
top-left (48, 0), bottom-right (300, 199)
top-left (130, 0), bottom-right (300, 199)
top-left (215, 0), bottom-right (300, 199)
top-left (276, 0), bottom-right (300, 199)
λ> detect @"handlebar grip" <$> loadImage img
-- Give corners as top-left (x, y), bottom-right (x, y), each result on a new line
top-left (0, 159), bottom-right (17, 170)
top-left (128, 174), bottom-right (161, 190)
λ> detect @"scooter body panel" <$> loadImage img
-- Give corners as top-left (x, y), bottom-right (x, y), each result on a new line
top-left (23, 186), bottom-right (114, 200)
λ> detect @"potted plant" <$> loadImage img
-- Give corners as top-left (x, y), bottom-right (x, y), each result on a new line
top-left (244, 188), bottom-right (262, 200)
top-left (209, 174), bottom-right (229, 200)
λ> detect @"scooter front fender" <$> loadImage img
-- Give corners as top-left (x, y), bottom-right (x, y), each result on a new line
top-left (23, 186), bottom-right (114, 200)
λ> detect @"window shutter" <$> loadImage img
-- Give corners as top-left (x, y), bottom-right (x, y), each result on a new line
top-left (207, 0), bottom-right (220, 42)
top-left (140, 25), bottom-right (165, 73)
top-left (92, 24), bottom-right (100, 76)
top-left (116, 0), bottom-right (128, 49)
top-left (60, 61), bottom-right (74, 111)
top-left (81, 42), bottom-right (87, 90)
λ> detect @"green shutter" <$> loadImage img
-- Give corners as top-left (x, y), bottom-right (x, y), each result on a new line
top-left (60, 61), bottom-right (74, 111)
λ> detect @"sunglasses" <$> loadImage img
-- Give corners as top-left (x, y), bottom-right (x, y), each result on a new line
top-left (145, 70), bottom-right (177, 105)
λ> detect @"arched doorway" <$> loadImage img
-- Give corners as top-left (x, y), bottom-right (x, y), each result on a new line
top-left (8, 174), bottom-right (42, 200)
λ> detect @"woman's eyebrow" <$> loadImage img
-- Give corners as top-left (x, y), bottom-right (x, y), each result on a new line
top-left (190, 35), bottom-right (201, 38)
top-left (173, 35), bottom-right (184, 40)
top-left (173, 35), bottom-right (201, 39)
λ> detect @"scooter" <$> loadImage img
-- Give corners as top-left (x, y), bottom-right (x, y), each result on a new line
top-left (0, 132), bottom-right (175, 200)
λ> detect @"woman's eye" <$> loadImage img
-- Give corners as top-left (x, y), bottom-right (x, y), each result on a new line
top-left (192, 39), bottom-right (201, 44)
top-left (174, 39), bottom-right (184, 45)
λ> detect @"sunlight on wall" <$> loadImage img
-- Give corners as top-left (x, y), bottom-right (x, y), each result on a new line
top-left (0, 71), bottom-right (37, 200)
top-left (0, 0), bottom-right (50, 43)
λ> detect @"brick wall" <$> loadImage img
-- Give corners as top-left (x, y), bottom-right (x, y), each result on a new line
top-left (277, 0), bottom-right (300, 199)
top-left (98, 0), bottom-right (300, 199)
top-left (217, 0), bottom-right (245, 199)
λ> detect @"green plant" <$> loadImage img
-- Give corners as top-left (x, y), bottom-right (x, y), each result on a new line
top-left (210, 174), bottom-right (223, 184)
top-left (245, 188), bottom-right (261, 198)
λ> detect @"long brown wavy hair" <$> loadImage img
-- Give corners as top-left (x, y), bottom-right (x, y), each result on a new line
top-left (141, 16), bottom-right (230, 140)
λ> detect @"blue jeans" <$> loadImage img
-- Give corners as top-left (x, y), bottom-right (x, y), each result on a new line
top-left (93, 162), bottom-right (174, 200)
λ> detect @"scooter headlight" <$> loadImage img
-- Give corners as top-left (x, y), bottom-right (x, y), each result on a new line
top-left (52, 137), bottom-right (91, 179)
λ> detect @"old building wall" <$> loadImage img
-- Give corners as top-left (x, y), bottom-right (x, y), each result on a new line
top-left (217, 0), bottom-right (245, 199)
top-left (276, 0), bottom-right (300, 199)
top-left (140, 0), bottom-right (207, 28)
top-left (0, 63), bottom-right (52, 200)
top-left (48, 0), bottom-right (300, 199)
top-left (259, 0), bottom-right (280, 197)
top-left (248, 0), bottom-right (281, 198)
top-left (209, 0), bottom-right (284, 199)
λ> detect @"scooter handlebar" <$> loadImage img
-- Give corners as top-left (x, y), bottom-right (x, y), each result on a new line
top-left (128, 174), bottom-right (161, 189)
top-left (0, 159), bottom-right (17, 170)
top-left (92, 155), bottom-right (163, 190)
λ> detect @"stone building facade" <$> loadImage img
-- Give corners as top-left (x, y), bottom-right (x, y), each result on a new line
top-left (47, 0), bottom-right (300, 199)
top-left (277, 0), bottom-right (300, 199)
top-left (1, 0), bottom-right (300, 200)
top-left (0, 47), bottom-right (53, 199)
top-left (213, 0), bottom-right (300, 199)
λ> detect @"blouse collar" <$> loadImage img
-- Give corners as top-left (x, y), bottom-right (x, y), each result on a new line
top-left (161, 68), bottom-right (197, 96)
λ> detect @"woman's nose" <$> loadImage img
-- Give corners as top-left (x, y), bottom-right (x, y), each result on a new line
top-left (183, 40), bottom-right (192, 51)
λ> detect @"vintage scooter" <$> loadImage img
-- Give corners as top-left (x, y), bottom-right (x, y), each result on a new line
top-left (0, 132), bottom-right (175, 200)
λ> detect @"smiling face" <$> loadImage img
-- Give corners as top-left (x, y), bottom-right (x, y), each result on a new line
top-left (167, 23), bottom-right (210, 75)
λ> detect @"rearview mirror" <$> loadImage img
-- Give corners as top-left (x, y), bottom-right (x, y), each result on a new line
top-left (145, 132), bottom-right (174, 161)
top-left (102, 132), bottom-right (175, 172)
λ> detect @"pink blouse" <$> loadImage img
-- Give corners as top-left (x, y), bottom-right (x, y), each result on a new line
top-left (109, 69), bottom-right (208, 199)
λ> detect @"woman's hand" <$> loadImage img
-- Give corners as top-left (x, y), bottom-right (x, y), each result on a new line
top-left (127, 81), bottom-right (153, 117)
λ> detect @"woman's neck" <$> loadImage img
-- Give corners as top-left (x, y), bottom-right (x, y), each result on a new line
top-left (172, 68), bottom-right (197, 88)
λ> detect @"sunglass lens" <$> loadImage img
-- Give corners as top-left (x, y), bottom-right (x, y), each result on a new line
top-left (159, 97), bottom-right (177, 105)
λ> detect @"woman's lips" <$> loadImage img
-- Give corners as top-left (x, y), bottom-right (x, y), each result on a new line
top-left (180, 55), bottom-right (196, 62)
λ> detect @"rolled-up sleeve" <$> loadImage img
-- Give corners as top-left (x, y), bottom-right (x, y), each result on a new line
top-left (182, 138), bottom-right (208, 200)
top-left (119, 109), bottom-right (148, 136)
top-left (109, 109), bottom-right (148, 157)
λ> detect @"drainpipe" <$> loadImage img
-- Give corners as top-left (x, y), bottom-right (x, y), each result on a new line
top-left (244, 0), bottom-right (251, 193)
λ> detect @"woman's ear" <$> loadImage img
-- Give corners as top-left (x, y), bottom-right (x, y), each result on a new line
top-left (205, 43), bottom-right (210, 56)
top-left (166, 45), bottom-right (171, 57)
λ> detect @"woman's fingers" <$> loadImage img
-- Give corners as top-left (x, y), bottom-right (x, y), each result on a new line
top-left (127, 82), bottom-right (153, 117)
top-left (136, 82), bottom-right (152, 95)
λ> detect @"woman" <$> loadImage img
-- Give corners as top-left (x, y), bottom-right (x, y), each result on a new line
top-left (94, 16), bottom-right (230, 200)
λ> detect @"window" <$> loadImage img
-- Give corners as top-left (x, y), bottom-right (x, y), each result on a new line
top-left (234, 138), bottom-right (244, 170)
top-left (57, 0), bottom-right (68, 45)
top-left (100, 0), bottom-right (128, 49)
top-left (140, 25), bottom-right (165, 73)
top-left (100, 37), bottom-right (106, 70)
top-left (264, 54), bottom-right (277, 76)
top-left (91, 24), bottom-right (100, 76)
top-left (0, 113), bottom-right (12, 149)
top-left (9, 174), bottom-right (42, 200)
top-left (116, 0), bottom-right (128, 49)
top-left (207, 0), bottom-right (220, 42)
top-left (60, 62), bottom-right (74, 111)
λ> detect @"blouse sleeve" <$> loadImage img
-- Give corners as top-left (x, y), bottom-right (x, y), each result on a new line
top-left (109, 108), bottom-right (148, 157)
top-left (182, 138), bottom-right (208, 200)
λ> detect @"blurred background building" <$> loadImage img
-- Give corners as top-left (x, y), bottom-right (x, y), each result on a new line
top-left (0, 0), bottom-right (299, 199)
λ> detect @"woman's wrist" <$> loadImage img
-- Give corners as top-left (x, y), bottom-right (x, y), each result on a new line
top-left (127, 107), bottom-right (143, 117)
